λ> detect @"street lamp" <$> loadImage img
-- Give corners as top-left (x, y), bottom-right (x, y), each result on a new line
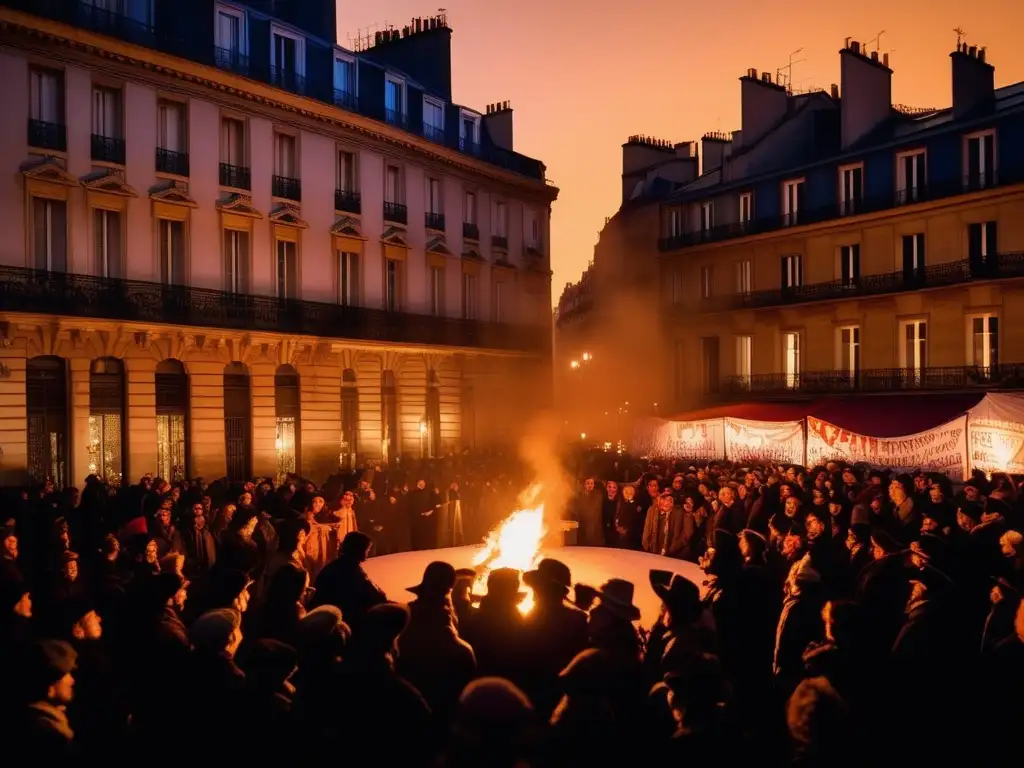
top-left (580, 432), bottom-right (587, 441)
top-left (570, 359), bottom-right (580, 370)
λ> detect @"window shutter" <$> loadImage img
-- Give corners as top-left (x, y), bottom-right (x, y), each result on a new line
top-left (780, 257), bottom-right (788, 290)
top-left (985, 221), bottom-right (998, 260)
top-left (852, 244), bottom-right (861, 283)
top-left (223, 229), bottom-right (234, 291)
top-left (968, 223), bottom-right (982, 263)
top-left (238, 231), bottom-right (250, 292)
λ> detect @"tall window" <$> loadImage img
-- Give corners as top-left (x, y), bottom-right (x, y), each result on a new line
top-left (668, 208), bottom-right (683, 237)
top-left (274, 365), bottom-right (300, 481)
top-left (157, 100), bottom-right (185, 153)
top-left (839, 326), bottom-right (860, 378)
top-left (89, 358), bottom-right (125, 485)
top-left (781, 254), bottom-right (803, 290)
top-left (427, 178), bottom-right (442, 215)
top-left (275, 239), bottom-right (297, 299)
top-left (93, 209), bottom-right (122, 278)
top-left (32, 198), bottom-right (68, 272)
top-left (700, 202), bottom-right (714, 233)
top-left (464, 191), bottom-right (476, 224)
top-left (216, 6), bottom-right (244, 54)
top-left (494, 201), bottom-right (507, 237)
top-left (491, 280), bottom-right (502, 322)
top-left (739, 192), bottom-right (753, 226)
top-left (968, 221), bottom-right (998, 268)
top-left (341, 370), bottom-right (358, 467)
top-left (459, 112), bottom-right (480, 148)
top-left (274, 133), bottom-right (296, 178)
top-left (384, 260), bottom-right (400, 311)
top-left (92, 86), bottom-right (121, 139)
top-left (782, 179), bottom-right (804, 226)
top-left (27, 356), bottom-right (68, 488)
top-left (897, 149), bottom-right (926, 203)
top-left (965, 130), bottom-right (996, 189)
top-left (30, 68), bottom-right (63, 124)
top-left (902, 233), bottom-right (925, 275)
top-left (839, 164), bottom-right (864, 215)
top-left (385, 165), bottom-right (401, 203)
top-left (220, 117), bottom-right (245, 166)
top-left (338, 251), bottom-right (358, 306)
top-left (526, 209), bottom-right (539, 247)
top-left (334, 56), bottom-right (355, 105)
top-left (839, 244), bottom-right (860, 287)
top-left (736, 336), bottom-right (752, 385)
top-left (271, 28), bottom-right (302, 76)
top-left (670, 268), bottom-right (684, 305)
top-left (783, 332), bottom-right (801, 388)
top-left (972, 316), bottom-right (999, 368)
top-left (902, 321), bottom-right (927, 378)
top-left (463, 273), bottom-right (478, 320)
top-left (223, 228), bottom-right (249, 293)
top-left (381, 370), bottom-right (398, 464)
top-left (429, 266), bottom-right (443, 316)
top-left (700, 266), bottom-right (713, 299)
top-left (736, 260), bottom-right (752, 294)
top-left (423, 97), bottom-right (444, 138)
top-left (385, 76), bottom-right (405, 121)
top-left (700, 337), bottom-right (720, 395)
top-left (337, 150), bottom-right (356, 192)
top-left (155, 359), bottom-right (188, 483)
top-left (158, 219), bottom-right (186, 285)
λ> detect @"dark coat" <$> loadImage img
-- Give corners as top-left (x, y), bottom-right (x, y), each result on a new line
top-left (642, 505), bottom-right (689, 558)
top-left (576, 491), bottom-right (604, 546)
top-left (311, 555), bottom-right (387, 631)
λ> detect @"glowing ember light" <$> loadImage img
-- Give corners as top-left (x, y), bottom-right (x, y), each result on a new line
top-left (471, 483), bottom-right (547, 614)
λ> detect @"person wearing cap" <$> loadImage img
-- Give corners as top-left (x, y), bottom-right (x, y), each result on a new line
top-left (9, 639), bottom-right (78, 757)
top-left (396, 561), bottom-right (476, 725)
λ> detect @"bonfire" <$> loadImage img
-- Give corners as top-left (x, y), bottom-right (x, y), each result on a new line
top-left (471, 483), bottom-right (547, 614)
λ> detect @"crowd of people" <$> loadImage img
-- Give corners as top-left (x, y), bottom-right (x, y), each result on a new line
top-left (2, 450), bottom-right (1023, 765)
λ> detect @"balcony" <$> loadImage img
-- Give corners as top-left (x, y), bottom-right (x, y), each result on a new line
top-left (422, 122), bottom-right (446, 144)
top-left (214, 46), bottom-right (249, 77)
top-left (219, 163), bottom-right (251, 191)
top-left (712, 365), bottom-right (1024, 402)
top-left (91, 134), bottom-right (125, 165)
top-left (425, 212), bottom-right (446, 231)
top-left (335, 189), bottom-right (361, 214)
top-left (156, 148), bottom-right (190, 177)
top-left (659, 166), bottom-right (1024, 252)
top-left (463, 222), bottom-right (480, 241)
top-left (492, 235), bottom-right (508, 250)
top-left (27, 119), bottom-right (66, 152)
top-left (333, 89), bottom-right (357, 111)
top-left (384, 201), bottom-right (407, 224)
top-left (385, 109), bottom-right (407, 130)
top-left (269, 66), bottom-right (306, 96)
top-left (0, 265), bottom-right (548, 354)
top-left (696, 252), bottom-right (1024, 314)
top-left (11, 0), bottom-right (156, 46)
top-left (272, 175), bottom-right (302, 202)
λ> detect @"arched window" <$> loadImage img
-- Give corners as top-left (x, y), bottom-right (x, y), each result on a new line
top-left (155, 359), bottom-right (188, 482)
top-left (341, 368), bottom-right (358, 469)
top-left (275, 364), bottom-right (300, 480)
top-left (426, 369), bottom-right (441, 458)
top-left (381, 369), bottom-right (398, 465)
top-left (223, 361), bottom-right (252, 481)
top-left (27, 356), bottom-right (68, 487)
top-left (89, 357), bottom-right (126, 485)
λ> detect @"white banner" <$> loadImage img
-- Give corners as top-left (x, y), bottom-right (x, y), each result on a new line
top-left (806, 415), bottom-right (967, 480)
top-left (632, 418), bottom-right (725, 460)
top-left (724, 419), bottom-right (805, 465)
top-left (967, 394), bottom-right (1024, 474)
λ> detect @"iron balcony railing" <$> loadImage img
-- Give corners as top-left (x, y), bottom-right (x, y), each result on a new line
top-left (425, 212), bottom-right (446, 231)
top-left (272, 175), bottom-right (302, 202)
top-left (492, 235), bottom-right (508, 250)
top-left (219, 163), bottom-right (251, 191)
top-left (695, 252), bottom-right (1024, 313)
top-left (91, 134), bottom-right (126, 164)
top-left (383, 201), bottom-right (407, 224)
top-left (156, 148), bottom-right (189, 176)
top-left (712, 365), bottom-right (1024, 401)
top-left (660, 167), bottom-right (1024, 252)
top-left (422, 122), bottom-right (446, 144)
top-left (0, 265), bottom-right (548, 354)
top-left (334, 189), bottom-right (361, 214)
top-left (463, 222), bottom-right (480, 241)
top-left (3, 0), bottom-right (548, 182)
top-left (28, 119), bottom-right (66, 152)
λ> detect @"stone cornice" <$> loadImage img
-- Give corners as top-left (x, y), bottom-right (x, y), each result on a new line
top-left (0, 8), bottom-right (559, 204)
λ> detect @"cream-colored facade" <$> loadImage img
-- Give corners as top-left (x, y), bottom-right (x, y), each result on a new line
top-left (0, 6), bottom-right (556, 487)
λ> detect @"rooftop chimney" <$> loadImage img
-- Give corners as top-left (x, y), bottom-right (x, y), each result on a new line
top-left (700, 131), bottom-right (731, 174)
top-left (359, 14), bottom-right (453, 100)
top-left (739, 66), bottom-right (789, 149)
top-left (839, 38), bottom-right (893, 150)
top-left (483, 102), bottom-right (514, 153)
top-left (951, 42), bottom-right (995, 118)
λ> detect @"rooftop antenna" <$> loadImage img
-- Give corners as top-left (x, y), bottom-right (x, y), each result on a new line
top-left (865, 30), bottom-right (886, 52)
top-left (777, 47), bottom-right (806, 93)
top-left (954, 26), bottom-right (967, 48)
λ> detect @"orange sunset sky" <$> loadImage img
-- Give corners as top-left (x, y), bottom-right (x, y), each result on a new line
top-left (339, 0), bottom-right (1024, 307)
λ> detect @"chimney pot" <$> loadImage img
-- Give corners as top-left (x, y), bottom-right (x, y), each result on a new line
top-left (747, 67), bottom-right (757, 79)
top-left (830, 83), bottom-right (840, 99)
top-left (978, 47), bottom-right (987, 63)
top-left (969, 45), bottom-right (978, 57)
top-left (845, 36), bottom-right (851, 49)
top-left (883, 52), bottom-right (889, 67)
top-left (851, 40), bottom-right (860, 54)
top-left (871, 50), bottom-right (879, 62)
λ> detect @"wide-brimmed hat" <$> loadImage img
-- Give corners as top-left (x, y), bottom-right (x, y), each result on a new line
top-left (650, 570), bottom-right (701, 625)
top-left (909, 533), bottom-right (946, 564)
top-left (870, 529), bottom-right (904, 556)
top-left (594, 578), bottom-right (641, 622)
top-left (472, 567), bottom-right (527, 604)
top-left (523, 558), bottom-right (572, 595)
top-left (407, 561), bottom-right (457, 598)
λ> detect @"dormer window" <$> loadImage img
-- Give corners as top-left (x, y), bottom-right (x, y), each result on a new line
top-left (215, 3), bottom-right (247, 72)
top-left (668, 208), bottom-right (683, 237)
top-left (333, 52), bottom-right (357, 109)
top-left (423, 96), bottom-right (445, 142)
top-left (782, 178), bottom-right (805, 226)
top-left (459, 110), bottom-right (480, 151)
top-left (896, 149), bottom-right (926, 204)
top-left (270, 23), bottom-right (305, 93)
top-left (739, 193), bottom-right (753, 225)
top-left (964, 129), bottom-right (997, 190)
top-left (700, 202), bottom-right (714, 233)
top-left (838, 163), bottom-right (864, 216)
top-left (385, 75), bottom-right (406, 127)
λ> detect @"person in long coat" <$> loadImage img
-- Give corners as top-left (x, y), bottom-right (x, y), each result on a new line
top-left (575, 478), bottom-right (605, 546)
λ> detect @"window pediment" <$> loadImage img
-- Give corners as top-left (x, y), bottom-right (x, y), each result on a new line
top-left (217, 193), bottom-right (263, 218)
top-left (269, 204), bottom-right (309, 228)
top-left (149, 181), bottom-right (198, 208)
top-left (331, 216), bottom-right (365, 238)
top-left (81, 169), bottom-right (138, 197)
top-left (426, 235), bottom-right (451, 255)
top-left (381, 226), bottom-right (408, 248)
top-left (462, 248), bottom-right (484, 262)
top-left (493, 257), bottom-right (517, 270)
top-left (21, 157), bottom-right (79, 187)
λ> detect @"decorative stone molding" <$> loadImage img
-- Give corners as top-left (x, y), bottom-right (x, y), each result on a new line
top-left (330, 216), bottom-right (365, 238)
top-left (217, 194), bottom-right (263, 218)
top-left (381, 226), bottom-right (409, 247)
top-left (20, 156), bottom-right (79, 186)
top-left (269, 204), bottom-right (309, 229)
top-left (150, 181), bottom-right (199, 207)
top-left (425, 235), bottom-right (451, 255)
top-left (81, 169), bottom-right (139, 197)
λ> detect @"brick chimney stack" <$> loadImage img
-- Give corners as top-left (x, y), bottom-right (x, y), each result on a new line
top-left (839, 37), bottom-right (893, 150)
top-left (951, 43), bottom-right (995, 118)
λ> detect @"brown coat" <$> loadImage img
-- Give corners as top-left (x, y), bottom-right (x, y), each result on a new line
top-left (642, 504), bottom-right (689, 558)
